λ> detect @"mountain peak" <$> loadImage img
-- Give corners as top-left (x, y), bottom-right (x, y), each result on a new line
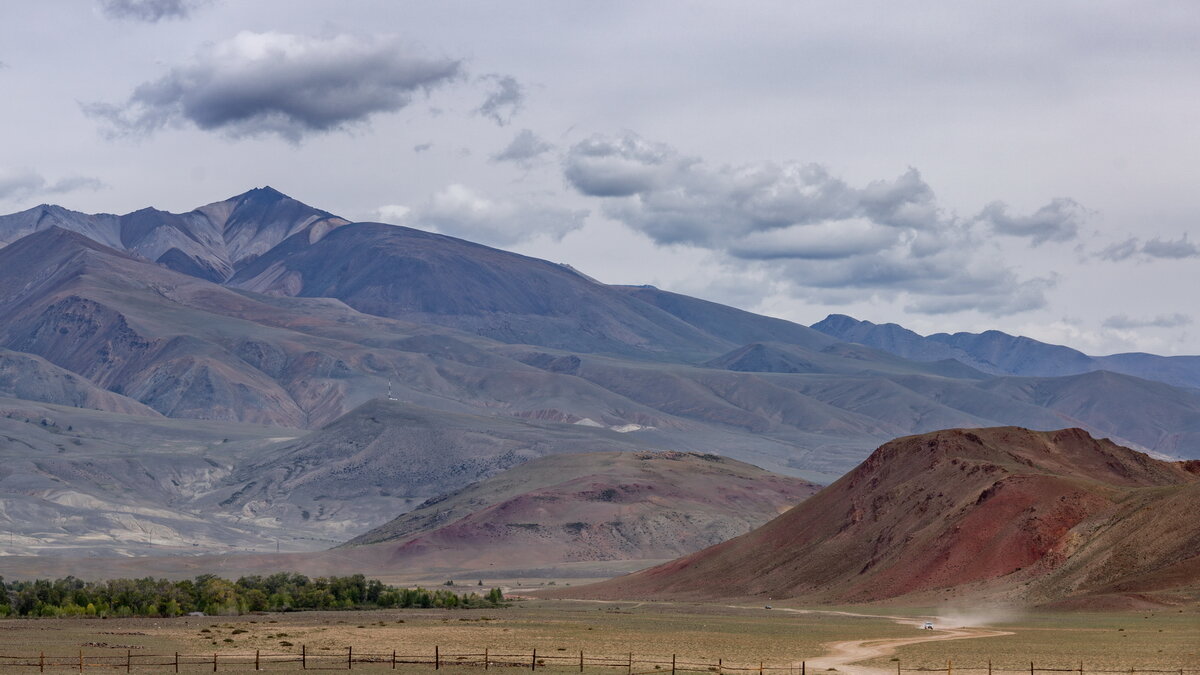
top-left (235, 185), bottom-right (290, 202)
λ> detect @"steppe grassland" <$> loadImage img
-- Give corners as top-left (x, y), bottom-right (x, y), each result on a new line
top-left (856, 608), bottom-right (1200, 672)
top-left (0, 600), bottom-right (907, 667)
top-left (0, 601), bottom-right (1194, 672)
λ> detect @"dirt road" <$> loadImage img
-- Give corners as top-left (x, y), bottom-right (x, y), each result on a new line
top-left (772, 608), bottom-right (1012, 675)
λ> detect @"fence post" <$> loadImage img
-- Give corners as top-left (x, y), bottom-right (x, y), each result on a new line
top-left (1079, 662), bottom-right (1082, 675)
top-left (897, 660), bottom-right (900, 675)
top-left (673, 654), bottom-right (677, 675)
top-left (628, 652), bottom-right (633, 675)
top-left (802, 661), bottom-right (805, 675)
top-left (1031, 662), bottom-right (1034, 675)
top-left (256, 649), bottom-right (260, 671)
top-left (533, 648), bottom-right (538, 671)
top-left (948, 660), bottom-right (952, 675)
top-left (393, 650), bottom-right (397, 670)
top-left (175, 652), bottom-right (179, 673)
top-left (988, 661), bottom-right (992, 675)
top-left (436, 645), bottom-right (440, 670)
top-left (485, 648), bottom-right (489, 671)
top-left (760, 661), bottom-right (764, 675)
top-left (349, 646), bottom-right (353, 670)
top-left (719, 658), bottom-right (723, 675)
top-left (80, 649), bottom-right (84, 673)
top-left (303, 644), bottom-right (307, 670)
top-left (40, 651), bottom-right (45, 673)
top-left (214, 652), bottom-right (218, 673)
top-left (127, 649), bottom-right (132, 673)
top-left (581, 651), bottom-right (585, 673)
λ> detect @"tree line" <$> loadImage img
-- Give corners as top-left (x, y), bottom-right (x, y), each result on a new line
top-left (0, 573), bottom-right (506, 618)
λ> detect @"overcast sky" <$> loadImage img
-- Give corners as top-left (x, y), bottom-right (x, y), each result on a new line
top-left (2, 1), bottom-right (1198, 354)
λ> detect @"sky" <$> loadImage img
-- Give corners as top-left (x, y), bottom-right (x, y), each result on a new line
top-left (1, 1), bottom-right (1197, 355)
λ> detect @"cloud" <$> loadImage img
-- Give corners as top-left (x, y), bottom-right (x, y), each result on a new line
top-left (490, 129), bottom-right (554, 167)
top-left (1102, 313), bottom-right (1192, 330)
top-left (371, 204), bottom-right (411, 224)
top-left (97, 0), bottom-right (208, 22)
top-left (1142, 234), bottom-right (1199, 259)
top-left (475, 74), bottom-right (524, 126)
top-left (564, 132), bottom-right (693, 198)
top-left (407, 184), bottom-right (588, 246)
top-left (0, 169), bottom-right (105, 203)
top-left (974, 198), bottom-right (1085, 245)
top-left (1097, 237), bottom-right (1140, 262)
top-left (413, 142), bottom-right (433, 153)
top-left (563, 131), bottom-right (1065, 316)
top-left (1097, 234), bottom-right (1199, 261)
top-left (83, 32), bottom-right (463, 142)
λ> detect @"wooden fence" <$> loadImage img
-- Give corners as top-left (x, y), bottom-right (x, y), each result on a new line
top-left (0, 648), bottom-right (1194, 673)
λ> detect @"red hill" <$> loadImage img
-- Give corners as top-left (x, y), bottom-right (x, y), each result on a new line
top-left (563, 427), bottom-right (1200, 606)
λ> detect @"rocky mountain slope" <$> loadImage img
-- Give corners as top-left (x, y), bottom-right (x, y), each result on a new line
top-left (562, 427), bottom-right (1200, 606)
top-left (338, 450), bottom-right (819, 572)
top-left (201, 399), bottom-right (690, 541)
top-left (0, 397), bottom-right (300, 556)
top-left (813, 314), bottom-right (1200, 389)
top-left (0, 187), bottom-right (347, 283)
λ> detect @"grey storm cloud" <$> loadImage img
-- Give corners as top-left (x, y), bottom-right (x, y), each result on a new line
top-left (408, 184), bottom-right (588, 247)
top-left (83, 32), bottom-right (463, 142)
top-left (413, 142), bottom-right (433, 153)
top-left (1098, 234), bottom-right (1199, 261)
top-left (974, 198), bottom-right (1085, 245)
top-left (475, 75), bottom-right (524, 127)
top-left (490, 129), bottom-right (554, 167)
top-left (98, 0), bottom-right (207, 22)
top-left (564, 131), bottom-right (1063, 315)
top-left (1102, 313), bottom-right (1192, 330)
top-left (0, 169), bottom-right (104, 203)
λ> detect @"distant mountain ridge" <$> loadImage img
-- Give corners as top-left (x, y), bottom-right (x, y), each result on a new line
top-left (812, 314), bottom-right (1200, 389)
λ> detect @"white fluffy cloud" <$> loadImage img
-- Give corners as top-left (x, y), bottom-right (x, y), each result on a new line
top-left (564, 131), bottom-right (1066, 316)
top-left (83, 32), bottom-right (463, 142)
top-left (405, 184), bottom-right (588, 247)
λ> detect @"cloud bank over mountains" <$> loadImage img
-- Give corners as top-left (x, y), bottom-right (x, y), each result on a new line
top-left (562, 131), bottom-right (1064, 316)
top-left (3, 2), bottom-right (1196, 353)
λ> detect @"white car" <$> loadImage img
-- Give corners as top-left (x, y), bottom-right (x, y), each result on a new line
top-left (922, 621), bottom-right (934, 630)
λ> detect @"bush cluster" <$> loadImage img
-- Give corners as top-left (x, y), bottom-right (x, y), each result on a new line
top-left (0, 573), bottom-right (505, 618)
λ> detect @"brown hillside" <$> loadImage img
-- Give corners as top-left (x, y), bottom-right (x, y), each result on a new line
top-left (562, 427), bottom-right (1200, 605)
top-left (343, 450), bottom-right (820, 573)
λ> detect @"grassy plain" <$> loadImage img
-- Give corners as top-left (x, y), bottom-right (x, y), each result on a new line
top-left (0, 600), bottom-right (1193, 673)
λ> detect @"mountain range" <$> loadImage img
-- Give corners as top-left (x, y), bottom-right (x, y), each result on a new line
top-left (0, 188), bottom-right (1197, 559)
top-left (813, 314), bottom-right (1200, 389)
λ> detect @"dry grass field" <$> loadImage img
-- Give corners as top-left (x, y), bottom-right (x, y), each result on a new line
top-left (0, 600), bottom-right (1193, 673)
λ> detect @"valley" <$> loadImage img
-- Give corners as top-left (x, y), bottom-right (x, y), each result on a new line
top-left (0, 601), bottom-right (1192, 673)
